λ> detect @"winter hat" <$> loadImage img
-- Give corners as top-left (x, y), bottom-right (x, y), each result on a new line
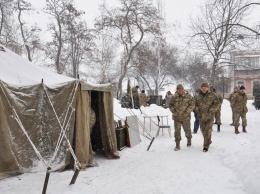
top-left (201, 82), bottom-right (209, 88)
top-left (176, 84), bottom-right (184, 90)
top-left (240, 85), bottom-right (245, 90)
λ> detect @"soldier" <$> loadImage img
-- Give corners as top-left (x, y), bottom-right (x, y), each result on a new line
top-left (131, 85), bottom-right (139, 99)
top-left (164, 91), bottom-right (173, 108)
top-left (211, 87), bottom-right (223, 132)
top-left (194, 82), bottom-right (219, 152)
top-left (232, 86), bottom-right (248, 134)
top-left (139, 90), bottom-right (149, 107)
top-left (193, 89), bottom-right (201, 134)
top-left (169, 84), bottom-right (195, 151)
top-left (130, 85), bottom-right (139, 109)
top-left (228, 86), bottom-right (238, 126)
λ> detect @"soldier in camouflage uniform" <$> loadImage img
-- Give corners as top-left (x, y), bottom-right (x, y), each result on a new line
top-left (194, 82), bottom-right (219, 152)
top-left (139, 90), bottom-right (149, 107)
top-left (129, 86), bottom-right (139, 108)
top-left (228, 86), bottom-right (238, 126)
top-left (130, 86), bottom-right (139, 98)
top-left (211, 87), bottom-right (223, 132)
top-left (232, 86), bottom-right (248, 134)
top-left (169, 84), bottom-right (195, 151)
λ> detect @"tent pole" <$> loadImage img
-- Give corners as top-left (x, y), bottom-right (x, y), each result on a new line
top-left (69, 168), bottom-right (80, 185)
top-left (42, 167), bottom-right (51, 194)
top-left (147, 137), bottom-right (155, 151)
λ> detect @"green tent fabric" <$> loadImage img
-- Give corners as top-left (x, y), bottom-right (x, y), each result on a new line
top-left (0, 45), bottom-right (119, 179)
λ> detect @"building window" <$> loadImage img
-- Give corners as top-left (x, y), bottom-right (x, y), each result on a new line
top-left (237, 81), bottom-right (245, 88)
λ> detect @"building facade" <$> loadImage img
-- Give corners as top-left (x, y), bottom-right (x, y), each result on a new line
top-left (229, 50), bottom-right (260, 99)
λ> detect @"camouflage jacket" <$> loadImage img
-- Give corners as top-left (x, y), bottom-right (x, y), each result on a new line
top-left (233, 92), bottom-right (248, 113)
top-left (216, 93), bottom-right (223, 109)
top-left (228, 91), bottom-right (238, 108)
top-left (194, 90), bottom-right (219, 122)
top-left (169, 91), bottom-right (195, 121)
top-left (130, 87), bottom-right (139, 99)
top-left (139, 93), bottom-right (148, 107)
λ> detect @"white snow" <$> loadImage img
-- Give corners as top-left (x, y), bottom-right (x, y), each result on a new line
top-left (0, 99), bottom-right (259, 194)
top-left (0, 45), bottom-right (74, 86)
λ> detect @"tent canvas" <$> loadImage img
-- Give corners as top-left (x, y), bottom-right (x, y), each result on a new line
top-left (0, 45), bottom-right (119, 179)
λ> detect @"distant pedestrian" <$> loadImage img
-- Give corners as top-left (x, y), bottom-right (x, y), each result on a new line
top-left (129, 85), bottom-right (140, 109)
top-left (139, 90), bottom-right (149, 107)
top-left (211, 87), bottom-right (223, 132)
top-left (228, 86), bottom-right (238, 126)
top-left (193, 89), bottom-right (201, 134)
top-left (131, 85), bottom-right (139, 99)
top-left (233, 86), bottom-right (248, 134)
top-left (194, 82), bottom-right (218, 152)
top-left (164, 91), bottom-right (173, 108)
top-left (169, 84), bottom-right (195, 151)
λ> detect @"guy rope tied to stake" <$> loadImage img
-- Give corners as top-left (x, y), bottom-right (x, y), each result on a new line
top-left (41, 80), bottom-right (81, 185)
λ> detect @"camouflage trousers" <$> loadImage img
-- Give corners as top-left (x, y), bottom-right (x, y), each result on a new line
top-left (234, 112), bottom-right (247, 127)
top-left (174, 119), bottom-right (192, 141)
top-left (200, 118), bottom-right (214, 149)
top-left (231, 107), bottom-right (235, 124)
top-left (214, 110), bottom-right (221, 125)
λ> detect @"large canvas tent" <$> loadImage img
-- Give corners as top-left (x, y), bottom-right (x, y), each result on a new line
top-left (0, 45), bottom-right (119, 179)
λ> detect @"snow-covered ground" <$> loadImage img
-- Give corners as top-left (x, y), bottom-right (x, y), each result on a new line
top-left (0, 99), bottom-right (259, 194)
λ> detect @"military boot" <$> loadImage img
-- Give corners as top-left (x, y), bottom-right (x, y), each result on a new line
top-left (217, 125), bottom-right (220, 132)
top-left (235, 127), bottom-right (240, 134)
top-left (187, 138), bottom-right (191, 147)
top-left (174, 141), bottom-right (180, 151)
top-left (242, 126), bottom-right (247, 133)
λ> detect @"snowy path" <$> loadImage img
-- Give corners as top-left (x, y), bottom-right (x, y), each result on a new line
top-left (0, 100), bottom-right (259, 194)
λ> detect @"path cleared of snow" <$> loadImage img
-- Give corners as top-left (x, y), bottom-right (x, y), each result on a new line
top-left (0, 100), bottom-right (259, 194)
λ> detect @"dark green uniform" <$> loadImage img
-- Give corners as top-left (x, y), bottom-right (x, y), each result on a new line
top-left (214, 93), bottom-right (223, 125)
top-left (169, 91), bottom-right (195, 142)
top-left (194, 90), bottom-right (218, 149)
top-left (233, 92), bottom-right (248, 127)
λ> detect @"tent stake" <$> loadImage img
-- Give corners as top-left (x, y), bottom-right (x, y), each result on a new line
top-left (147, 137), bottom-right (155, 151)
top-left (42, 167), bottom-right (51, 194)
top-left (69, 168), bottom-right (80, 185)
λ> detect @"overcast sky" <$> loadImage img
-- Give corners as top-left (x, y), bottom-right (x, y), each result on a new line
top-left (27, 0), bottom-right (205, 29)
top-left (74, 0), bottom-right (205, 27)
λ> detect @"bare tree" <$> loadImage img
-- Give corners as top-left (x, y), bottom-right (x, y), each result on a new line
top-left (95, 0), bottom-right (161, 99)
top-left (89, 31), bottom-right (119, 83)
top-left (0, 0), bottom-right (22, 53)
top-left (132, 40), bottom-right (178, 94)
top-left (177, 52), bottom-right (211, 93)
top-left (63, 4), bottom-right (93, 78)
top-left (45, 0), bottom-right (73, 74)
top-left (189, 0), bottom-right (255, 84)
top-left (17, 0), bottom-right (42, 62)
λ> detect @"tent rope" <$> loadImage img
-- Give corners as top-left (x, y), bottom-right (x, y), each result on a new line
top-left (114, 112), bottom-right (152, 140)
top-left (124, 107), bottom-right (153, 139)
top-left (50, 81), bottom-right (79, 165)
top-left (41, 82), bottom-right (81, 170)
top-left (12, 107), bottom-right (48, 167)
top-left (122, 101), bottom-right (153, 138)
top-left (0, 81), bottom-right (47, 167)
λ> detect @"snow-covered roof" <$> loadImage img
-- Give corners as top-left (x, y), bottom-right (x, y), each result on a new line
top-left (0, 45), bottom-right (75, 86)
